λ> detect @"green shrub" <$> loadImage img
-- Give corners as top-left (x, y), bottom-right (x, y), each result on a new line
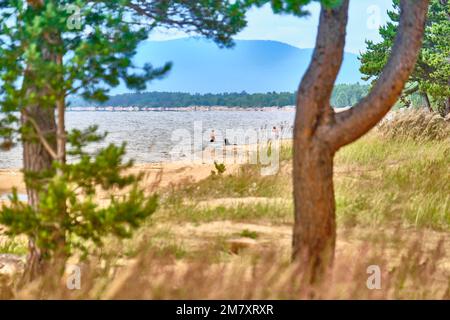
top-left (0, 127), bottom-right (158, 261)
top-left (213, 161), bottom-right (226, 175)
top-left (239, 229), bottom-right (259, 239)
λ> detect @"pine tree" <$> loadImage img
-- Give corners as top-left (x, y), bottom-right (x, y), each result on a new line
top-left (360, 0), bottom-right (450, 115)
top-left (0, 0), bottom-right (247, 279)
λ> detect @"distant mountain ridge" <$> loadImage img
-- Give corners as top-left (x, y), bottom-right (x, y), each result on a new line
top-left (110, 38), bottom-right (364, 94)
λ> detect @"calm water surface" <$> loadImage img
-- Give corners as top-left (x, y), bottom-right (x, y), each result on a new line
top-left (0, 111), bottom-right (295, 169)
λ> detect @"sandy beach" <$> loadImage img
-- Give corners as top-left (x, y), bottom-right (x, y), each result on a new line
top-left (0, 169), bottom-right (25, 195)
top-left (0, 162), bottom-right (238, 201)
top-left (0, 142), bottom-right (271, 203)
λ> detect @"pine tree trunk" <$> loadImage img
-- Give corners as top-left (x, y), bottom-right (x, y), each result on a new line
top-left (20, 102), bottom-right (57, 281)
top-left (20, 1), bottom-right (59, 278)
top-left (292, 139), bottom-right (336, 284)
top-left (291, 0), bottom-right (428, 286)
top-left (18, 1), bottom-right (67, 281)
top-left (290, 0), bottom-right (349, 285)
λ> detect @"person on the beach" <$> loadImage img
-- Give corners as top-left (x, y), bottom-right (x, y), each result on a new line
top-left (210, 130), bottom-right (216, 143)
top-left (272, 126), bottom-right (279, 140)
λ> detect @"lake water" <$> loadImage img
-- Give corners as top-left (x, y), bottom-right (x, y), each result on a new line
top-left (0, 111), bottom-right (295, 169)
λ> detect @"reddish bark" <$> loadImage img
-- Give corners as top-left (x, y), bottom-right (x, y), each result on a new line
top-left (292, 0), bottom-right (429, 284)
top-left (20, 0), bottom-right (60, 281)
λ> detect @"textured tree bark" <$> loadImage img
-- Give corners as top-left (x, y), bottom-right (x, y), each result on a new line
top-left (21, 90), bottom-right (57, 282)
top-left (292, 141), bottom-right (336, 284)
top-left (21, 106), bottom-right (56, 207)
top-left (21, 59), bottom-right (67, 281)
top-left (20, 0), bottom-right (59, 281)
top-left (292, 0), bottom-right (349, 283)
top-left (292, 0), bottom-right (429, 285)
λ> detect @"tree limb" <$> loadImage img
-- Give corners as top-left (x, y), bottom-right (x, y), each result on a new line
top-left (327, 0), bottom-right (429, 151)
top-left (22, 109), bottom-right (57, 160)
top-left (294, 0), bottom-right (349, 142)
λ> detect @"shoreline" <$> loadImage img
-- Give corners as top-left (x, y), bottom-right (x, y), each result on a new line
top-left (67, 106), bottom-right (297, 112)
top-left (66, 106), bottom-right (352, 112)
top-left (0, 161), bottom-right (241, 202)
top-left (0, 140), bottom-right (292, 199)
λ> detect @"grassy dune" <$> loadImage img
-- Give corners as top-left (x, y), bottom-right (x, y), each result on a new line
top-left (1, 110), bottom-right (449, 299)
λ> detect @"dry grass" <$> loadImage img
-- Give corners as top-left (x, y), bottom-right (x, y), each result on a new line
top-left (9, 227), bottom-right (450, 299)
top-left (1, 111), bottom-right (450, 299)
top-left (377, 109), bottom-right (450, 142)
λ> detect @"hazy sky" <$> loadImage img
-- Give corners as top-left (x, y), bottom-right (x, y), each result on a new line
top-left (150, 0), bottom-right (394, 54)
